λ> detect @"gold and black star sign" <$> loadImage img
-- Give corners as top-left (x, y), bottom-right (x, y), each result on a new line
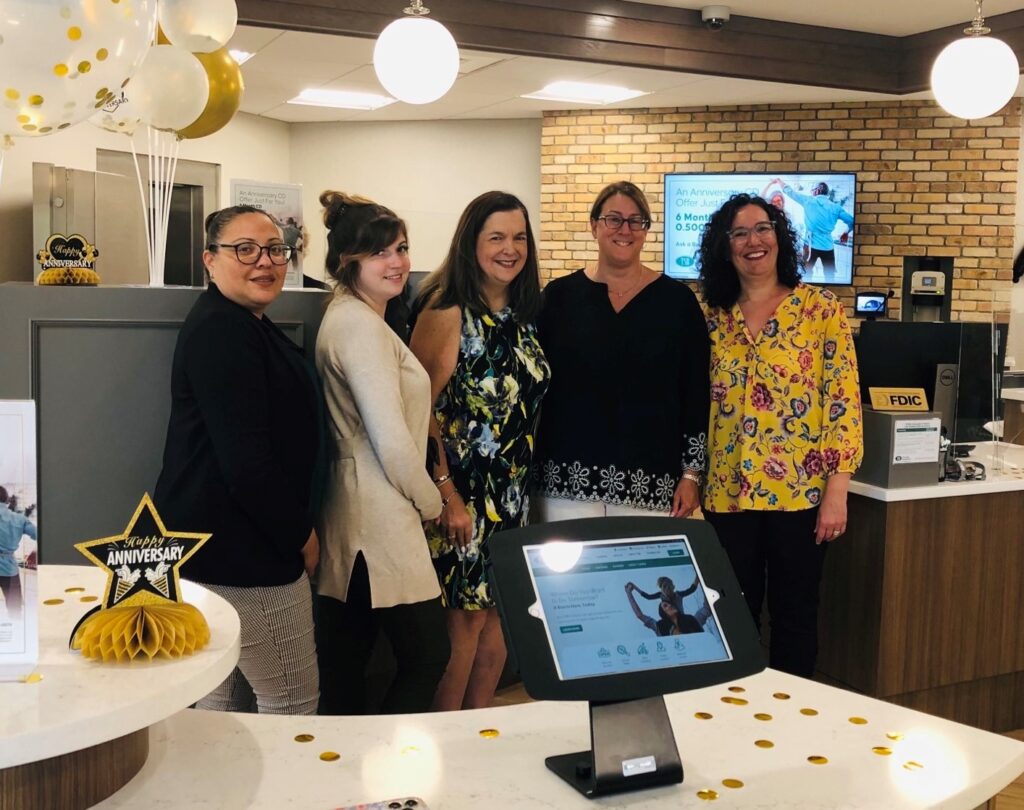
top-left (75, 493), bottom-right (210, 610)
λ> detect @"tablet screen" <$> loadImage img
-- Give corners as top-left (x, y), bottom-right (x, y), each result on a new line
top-left (523, 536), bottom-right (732, 681)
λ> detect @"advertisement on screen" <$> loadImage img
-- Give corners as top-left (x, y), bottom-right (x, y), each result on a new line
top-left (524, 537), bottom-right (732, 681)
top-left (664, 172), bottom-right (856, 286)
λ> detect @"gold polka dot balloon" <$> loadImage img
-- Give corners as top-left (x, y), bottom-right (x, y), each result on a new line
top-left (0, 1), bottom-right (157, 140)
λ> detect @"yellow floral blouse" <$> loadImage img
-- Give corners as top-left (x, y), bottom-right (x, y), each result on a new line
top-left (703, 283), bottom-right (863, 513)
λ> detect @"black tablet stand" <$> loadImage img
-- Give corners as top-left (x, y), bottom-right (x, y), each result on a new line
top-left (545, 695), bottom-right (682, 798)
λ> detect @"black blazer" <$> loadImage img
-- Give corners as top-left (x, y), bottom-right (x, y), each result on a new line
top-left (154, 284), bottom-right (320, 587)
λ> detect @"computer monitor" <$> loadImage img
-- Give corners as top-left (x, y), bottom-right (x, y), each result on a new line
top-left (854, 291), bottom-right (887, 319)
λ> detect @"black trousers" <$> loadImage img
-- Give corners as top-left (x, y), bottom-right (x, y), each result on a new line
top-left (704, 508), bottom-right (826, 678)
top-left (808, 247), bottom-right (837, 274)
top-left (316, 553), bottom-right (450, 715)
top-left (0, 573), bottom-right (21, 618)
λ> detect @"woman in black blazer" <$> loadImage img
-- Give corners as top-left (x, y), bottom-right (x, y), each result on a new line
top-left (154, 205), bottom-right (322, 715)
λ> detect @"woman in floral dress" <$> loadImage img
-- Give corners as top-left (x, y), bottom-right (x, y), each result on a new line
top-left (698, 193), bottom-right (863, 678)
top-left (410, 191), bottom-right (549, 710)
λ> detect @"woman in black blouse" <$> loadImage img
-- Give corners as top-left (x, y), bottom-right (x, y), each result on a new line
top-left (534, 181), bottom-right (710, 519)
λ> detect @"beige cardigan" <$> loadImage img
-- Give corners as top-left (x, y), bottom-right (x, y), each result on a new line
top-left (315, 293), bottom-right (442, 608)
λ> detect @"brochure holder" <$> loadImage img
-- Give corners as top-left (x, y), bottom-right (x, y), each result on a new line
top-left (487, 516), bottom-right (764, 800)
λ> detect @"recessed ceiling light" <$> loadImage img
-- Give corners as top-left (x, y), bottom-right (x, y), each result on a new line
top-left (228, 49), bottom-right (255, 66)
top-left (521, 80), bottom-right (647, 105)
top-left (288, 89), bottom-right (397, 111)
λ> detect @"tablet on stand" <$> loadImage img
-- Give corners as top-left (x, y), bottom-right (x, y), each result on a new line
top-left (487, 516), bottom-right (765, 800)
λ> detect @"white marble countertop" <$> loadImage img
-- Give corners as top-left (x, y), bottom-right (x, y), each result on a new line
top-left (1002, 388), bottom-right (1024, 403)
top-left (850, 442), bottom-right (1024, 502)
top-left (0, 565), bottom-right (240, 769)
top-left (96, 669), bottom-right (1024, 810)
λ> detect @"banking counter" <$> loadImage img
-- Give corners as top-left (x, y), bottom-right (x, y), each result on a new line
top-left (4, 568), bottom-right (1023, 809)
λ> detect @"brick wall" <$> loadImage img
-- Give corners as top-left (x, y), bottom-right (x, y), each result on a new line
top-left (539, 99), bottom-right (1021, 322)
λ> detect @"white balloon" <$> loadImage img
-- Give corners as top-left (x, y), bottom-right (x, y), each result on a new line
top-left (159, 0), bottom-right (238, 54)
top-left (130, 45), bottom-right (210, 132)
top-left (89, 91), bottom-right (143, 136)
top-left (373, 17), bottom-right (460, 105)
top-left (0, 0), bottom-right (157, 139)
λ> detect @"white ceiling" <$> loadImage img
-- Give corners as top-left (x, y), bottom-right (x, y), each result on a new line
top-left (228, 2), bottom-right (1024, 124)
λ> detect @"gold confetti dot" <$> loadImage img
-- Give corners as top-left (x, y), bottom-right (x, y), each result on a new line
top-left (65, 587), bottom-right (85, 593)
top-left (728, 686), bottom-right (746, 693)
top-left (28, 95), bottom-right (43, 107)
top-left (694, 712), bottom-right (713, 720)
top-left (80, 595), bottom-right (98, 602)
top-left (39, 126), bottom-right (52, 133)
top-left (319, 751), bottom-right (340, 762)
top-left (96, 48), bottom-right (109, 61)
top-left (54, 64), bottom-right (69, 77)
top-left (400, 745), bottom-right (420, 755)
top-left (294, 734), bottom-right (314, 743)
top-left (721, 696), bottom-right (748, 706)
top-left (21, 124), bottom-right (36, 131)
top-left (58, 123), bottom-right (71, 129)
top-left (872, 746), bottom-right (893, 756)
top-left (67, 26), bottom-right (82, 41)
top-left (722, 778), bottom-right (744, 789)
top-left (43, 598), bottom-right (64, 605)
top-left (60, 7), bottom-right (72, 19)
top-left (886, 732), bottom-right (904, 741)
top-left (478, 728), bottom-right (500, 738)
top-left (799, 708), bottom-right (819, 716)
top-left (20, 672), bottom-right (43, 683)
top-left (772, 692), bottom-right (791, 700)
top-left (754, 739), bottom-right (774, 748)
top-left (848, 717), bottom-right (868, 725)
top-left (754, 713), bottom-right (772, 721)
top-left (16, 115), bottom-right (29, 123)
top-left (903, 761), bottom-right (924, 771)
top-left (697, 789), bottom-right (719, 800)
top-left (78, 61), bottom-right (92, 74)
top-left (808, 755), bottom-right (829, 765)
top-left (5, 89), bottom-right (19, 100)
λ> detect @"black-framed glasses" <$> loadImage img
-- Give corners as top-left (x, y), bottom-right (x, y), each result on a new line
top-left (208, 241), bottom-right (294, 265)
top-left (595, 214), bottom-right (651, 232)
top-left (727, 221), bottom-right (776, 242)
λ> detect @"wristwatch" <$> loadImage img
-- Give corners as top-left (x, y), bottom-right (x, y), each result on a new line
top-left (681, 470), bottom-right (703, 486)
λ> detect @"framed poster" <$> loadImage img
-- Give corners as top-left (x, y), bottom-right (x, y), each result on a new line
top-left (229, 179), bottom-right (305, 288)
top-left (0, 400), bottom-right (38, 680)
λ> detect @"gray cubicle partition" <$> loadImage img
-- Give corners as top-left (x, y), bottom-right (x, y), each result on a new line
top-left (0, 283), bottom-right (329, 564)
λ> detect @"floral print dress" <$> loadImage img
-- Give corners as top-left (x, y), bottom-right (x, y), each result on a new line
top-left (427, 306), bottom-right (550, 610)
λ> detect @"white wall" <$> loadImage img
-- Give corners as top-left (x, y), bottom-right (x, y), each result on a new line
top-left (289, 119), bottom-right (542, 282)
top-left (0, 111), bottom-right (290, 283)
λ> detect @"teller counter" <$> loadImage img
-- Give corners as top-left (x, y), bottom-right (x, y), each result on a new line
top-left (819, 442), bottom-right (1024, 732)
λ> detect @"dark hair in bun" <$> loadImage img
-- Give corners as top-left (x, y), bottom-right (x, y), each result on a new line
top-left (319, 190), bottom-right (407, 296)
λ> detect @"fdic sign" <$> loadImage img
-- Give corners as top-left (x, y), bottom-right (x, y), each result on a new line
top-left (869, 387), bottom-right (929, 411)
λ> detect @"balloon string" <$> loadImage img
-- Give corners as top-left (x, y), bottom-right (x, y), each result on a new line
top-left (129, 133), bottom-right (151, 281)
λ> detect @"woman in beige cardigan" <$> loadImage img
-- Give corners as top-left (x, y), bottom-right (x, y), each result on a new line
top-left (314, 191), bottom-right (450, 715)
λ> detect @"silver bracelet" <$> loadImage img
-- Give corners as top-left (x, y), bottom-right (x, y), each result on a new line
top-left (433, 473), bottom-right (451, 488)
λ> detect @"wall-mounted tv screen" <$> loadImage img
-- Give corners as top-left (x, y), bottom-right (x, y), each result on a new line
top-left (664, 172), bottom-right (857, 286)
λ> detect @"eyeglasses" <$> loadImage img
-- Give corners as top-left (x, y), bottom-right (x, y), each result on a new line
top-left (727, 221), bottom-right (776, 242)
top-left (595, 214), bottom-right (651, 232)
top-left (208, 242), bottom-right (294, 265)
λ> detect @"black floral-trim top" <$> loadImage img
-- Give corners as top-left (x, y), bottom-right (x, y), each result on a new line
top-left (534, 270), bottom-right (710, 511)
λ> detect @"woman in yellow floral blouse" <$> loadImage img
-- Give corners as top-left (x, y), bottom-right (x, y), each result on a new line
top-left (698, 193), bottom-right (863, 678)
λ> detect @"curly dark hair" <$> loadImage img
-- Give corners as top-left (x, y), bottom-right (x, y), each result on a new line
top-left (415, 190), bottom-right (542, 323)
top-left (697, 193), bottom-right (802, 310)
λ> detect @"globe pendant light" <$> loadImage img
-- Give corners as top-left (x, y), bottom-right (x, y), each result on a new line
top-left (373, 0), bottom-right (460, 105)
top-left (931, 0), bottom-right (1020, 120)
